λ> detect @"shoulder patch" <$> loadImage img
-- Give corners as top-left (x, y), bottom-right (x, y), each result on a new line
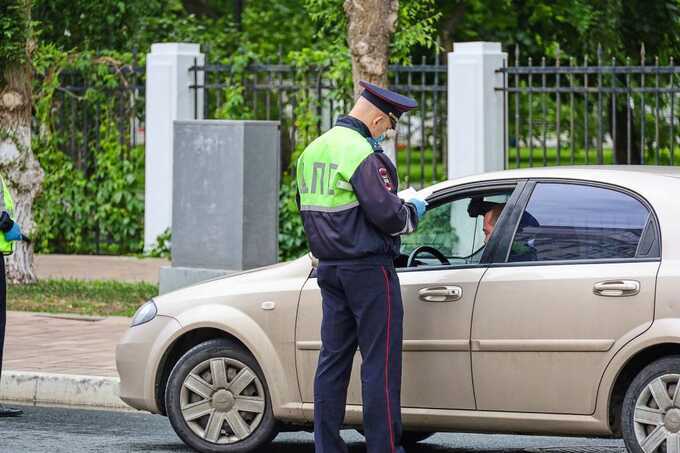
top-left (378, 167), bottom-right (393, 190)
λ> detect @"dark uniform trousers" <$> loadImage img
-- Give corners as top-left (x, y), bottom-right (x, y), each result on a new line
top-left (0, 257), bottom-right (6, 383)
top-left (314, 262), bottom-right (406, 453)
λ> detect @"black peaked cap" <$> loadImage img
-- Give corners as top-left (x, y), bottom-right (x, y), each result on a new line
top-left (359, 80), bottom-right (417, 119)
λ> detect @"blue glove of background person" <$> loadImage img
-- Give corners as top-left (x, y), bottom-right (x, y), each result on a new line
top-left (5, 222), bottom-right (22, 242)
top-left (408, 197), bottom-right (428, 220)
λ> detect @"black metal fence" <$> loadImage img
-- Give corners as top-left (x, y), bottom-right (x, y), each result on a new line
top-left (498, 45), bottom-right (680, 169)
top-left (189, 53), bottom-right (447, 188)
top-left (51, 64), bottom-right (145, 175)
top-left (42, 62), bottom-right (145, 254)
top-left (48, 44), bottom-right (680, 194)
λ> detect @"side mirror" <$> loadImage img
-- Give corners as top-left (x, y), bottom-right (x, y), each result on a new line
top-left (309, 252), bottom-right (319, 269)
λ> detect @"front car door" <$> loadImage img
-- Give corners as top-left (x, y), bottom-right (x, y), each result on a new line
top-left (471, 180), bottom-right (661, 414)
top-left (295, 181), bottom-right (524, 414)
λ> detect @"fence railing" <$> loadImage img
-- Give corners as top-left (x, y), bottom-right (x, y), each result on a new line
top-left (52, 64), bottom-right (145, 175)
top-left (498, 45), bottom-right (680, 169)
top-left (42, 63), bottom-right (145, 253)
top-left (189, 54), bottom-right (447, 188)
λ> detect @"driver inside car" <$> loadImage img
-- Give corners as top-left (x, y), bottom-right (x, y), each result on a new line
top-left (466, 200), bottom-right (504, 264)
top-left (466, 198), bottom-right (538, 263)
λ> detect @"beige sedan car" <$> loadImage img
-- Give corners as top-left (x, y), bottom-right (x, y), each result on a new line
top-left (118, 166), bottom-right (680, 453)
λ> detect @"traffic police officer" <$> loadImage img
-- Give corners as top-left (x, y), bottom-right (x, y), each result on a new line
top-left (0, 176), bottom-right (24, 417)
top-left (296, 81), bottom-right (426, 453)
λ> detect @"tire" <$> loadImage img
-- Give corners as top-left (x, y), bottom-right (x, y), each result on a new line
top-left (401, 431), bottom-right (435, 446)
top-left (622, 355), bottom-right (680, 453)
top-left (165, 339), bottom-right (278, 453)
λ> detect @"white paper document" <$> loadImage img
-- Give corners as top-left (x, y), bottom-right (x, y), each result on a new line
top-left (398, 186), bottom-right (418, 202)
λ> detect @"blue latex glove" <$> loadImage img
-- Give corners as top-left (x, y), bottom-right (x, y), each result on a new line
top-left (407, 196), bottom-right (428, 220)
top-left (5, 222), bottom-right (22, 242)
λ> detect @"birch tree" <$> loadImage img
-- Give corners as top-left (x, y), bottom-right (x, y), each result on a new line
top-left (0, 0), bottom-right (44, 283)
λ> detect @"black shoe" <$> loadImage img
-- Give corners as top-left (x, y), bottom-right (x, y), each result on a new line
top-left (0, 404), bottom-right (23, 417)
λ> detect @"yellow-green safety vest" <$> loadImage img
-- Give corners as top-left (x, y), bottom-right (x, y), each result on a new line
top-left (0, 177), bottom-right (15, 255)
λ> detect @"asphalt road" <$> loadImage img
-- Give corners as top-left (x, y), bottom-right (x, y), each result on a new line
top-left (0, 404), bottom-right (627, 453)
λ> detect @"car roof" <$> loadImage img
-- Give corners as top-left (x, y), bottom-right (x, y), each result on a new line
top-left (416, 165), bottom-right (680, 198)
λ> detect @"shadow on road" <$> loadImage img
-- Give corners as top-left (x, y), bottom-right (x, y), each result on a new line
top-left (127, 440), bottom-right (527, 453)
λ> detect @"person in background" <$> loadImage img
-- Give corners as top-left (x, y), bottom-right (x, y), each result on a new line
top-left (0, 177), bottom-right (25, 418)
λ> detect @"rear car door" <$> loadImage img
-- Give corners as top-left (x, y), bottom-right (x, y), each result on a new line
top-left (471, 180), bottom-right (661, 414)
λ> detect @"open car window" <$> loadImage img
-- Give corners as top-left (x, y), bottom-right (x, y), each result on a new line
top-left (400, 191), bottom-right (513, 268)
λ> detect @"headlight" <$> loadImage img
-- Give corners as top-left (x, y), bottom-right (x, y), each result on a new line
top-left (131, 300), bottom-right (157, 327)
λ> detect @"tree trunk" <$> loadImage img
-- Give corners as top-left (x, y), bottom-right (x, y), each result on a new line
top-left (0, 18), bottom-right (44, 283)
top-left (344, 0), bottom-right (399, 99)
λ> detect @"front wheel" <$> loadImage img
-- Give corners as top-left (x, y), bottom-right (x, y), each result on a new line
top-left (165, 339), bottom-right (278, 453)
top-left (622, 356), bottom-right (680, 453)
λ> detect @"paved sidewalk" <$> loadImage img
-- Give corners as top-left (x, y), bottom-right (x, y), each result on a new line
top-left (1, 311), bottom-right (131, 410)
top-left (34, 254), bottom-right (169, 284)
top-left (4, 311), bottom-right (127, 377)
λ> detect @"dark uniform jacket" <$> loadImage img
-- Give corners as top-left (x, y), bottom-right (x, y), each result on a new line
top-left (296, 116), bottom-right (418, 263)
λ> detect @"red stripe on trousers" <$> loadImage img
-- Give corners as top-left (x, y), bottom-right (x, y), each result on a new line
top-left (381, 266), bottom-right (396, 453)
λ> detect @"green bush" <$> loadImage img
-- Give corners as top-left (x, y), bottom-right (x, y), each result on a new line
top-left (32, 48), bottom-right (146, 255)
top-left (279, 175), bottom-right (307, 261)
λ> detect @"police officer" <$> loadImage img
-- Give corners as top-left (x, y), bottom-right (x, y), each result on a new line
top-left (0, 176), bottom-right (24, 417)
top-left (296, 81), bottom-right (427, 453)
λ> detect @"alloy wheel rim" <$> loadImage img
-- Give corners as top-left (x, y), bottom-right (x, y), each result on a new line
top-left (634, 374), bottom-right (680, 452)
top-left (180, 357), bottom-right (265, 444)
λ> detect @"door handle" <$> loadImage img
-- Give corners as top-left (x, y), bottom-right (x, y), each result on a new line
top-left (418, 286), bottom-right (463, 302)
top-left (593, 280), bottom-right (640, 297)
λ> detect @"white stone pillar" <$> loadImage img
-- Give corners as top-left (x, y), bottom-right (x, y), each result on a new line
top-left (382, 136), bottom-right (397, 167)
top-left (447, 42), bottom-right (507, 179)
top-left (144, 43), bottom-right (204, 251)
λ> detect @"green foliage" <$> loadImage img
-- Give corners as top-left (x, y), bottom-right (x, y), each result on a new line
top-left (133, 1), bottom-right (239, 58)
top-left (147, 228), bottom-right (171, 258)
top-left (33, 0), bottom-right (161, 52)
top-left (0, 0), bottom-right (31, 69)
top-left (391, 0), bottom-right (442, 63)
top-left (240, 0), bottom-right (315, 57)
top-left (32, 45), bottom-right (145, 254)
top-left (214, 85), bottom-right (254, 120)
top-left (278, 176), bottom-right (307, 261)
top-left (440, 0), bottom-right (680, 63)
top-left (91, 119), bottom-right (145, 253)
top-left (304, 0), bottom-right (441, 64)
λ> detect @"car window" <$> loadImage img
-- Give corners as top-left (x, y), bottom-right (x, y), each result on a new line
top-left (400, 192), bottom-right (512, 267)
top-left (508, 183), bottom-right (650, 263)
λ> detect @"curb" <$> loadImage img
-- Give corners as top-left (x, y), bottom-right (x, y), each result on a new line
top-left (0, 370), bottom-right (132, 411)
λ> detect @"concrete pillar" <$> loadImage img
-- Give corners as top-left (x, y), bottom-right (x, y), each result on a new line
top-left (382, 137), bottom-right (397, 167)
top-left (447, 42), bottom-right (507, 179)
top-left (159, 120), bottom-right (280, 294)
top-left (144, 43), bottom-right (204, 251)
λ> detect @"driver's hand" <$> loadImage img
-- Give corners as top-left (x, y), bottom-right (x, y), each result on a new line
top-left (407, 196), bottom-right (428, 220)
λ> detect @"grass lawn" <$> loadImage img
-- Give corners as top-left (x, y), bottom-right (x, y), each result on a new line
top-left (395, 146), bottom-right (680, 186)
top-left (7, 279), bottom-right (158, 318)
top-left (508, 147), bottom-right (616, 167)
top-left (507, 147), bottom-right (680, 168)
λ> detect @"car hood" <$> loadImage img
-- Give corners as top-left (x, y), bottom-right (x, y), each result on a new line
top-left (153, 254), bottom-right (313, 316)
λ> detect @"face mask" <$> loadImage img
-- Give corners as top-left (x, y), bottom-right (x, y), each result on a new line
top-left (375, 134), bottom-right (386, 143)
